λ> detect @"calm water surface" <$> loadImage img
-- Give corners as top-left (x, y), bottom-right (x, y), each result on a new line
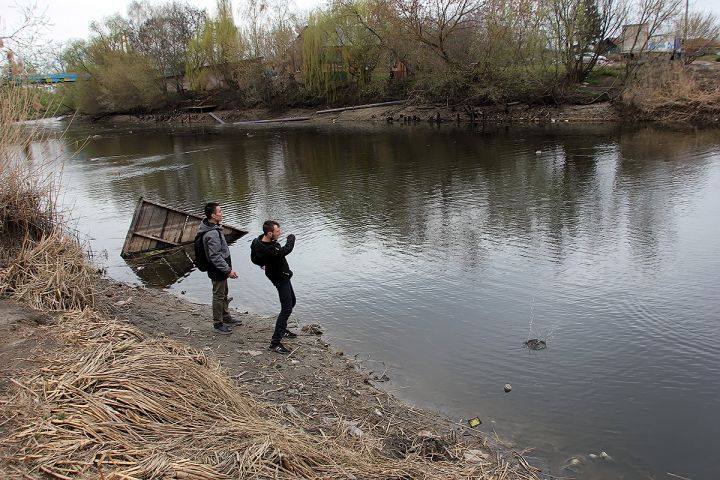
top-left (31, 120), bottom-right (720, 479)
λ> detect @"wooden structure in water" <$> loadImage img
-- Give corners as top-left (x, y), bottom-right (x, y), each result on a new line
top-left (182, 104), bottom-right (217, 113)
top-left (121, 197), bottom-right (247, 258)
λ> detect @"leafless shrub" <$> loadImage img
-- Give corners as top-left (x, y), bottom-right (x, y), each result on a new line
top-left (620, 61), bottom-right (720, 121)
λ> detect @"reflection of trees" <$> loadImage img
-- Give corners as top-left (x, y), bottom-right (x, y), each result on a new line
top-left (272, 124), bottom-right (717, 268)
top-left (613, 127), bottom-right (719, 267)
top-left (64, 128), bottom-right (257, 224)
top-left (59, 123), bottom-right (719, 271)
top-left (276, 126), bottom-right (607, 265)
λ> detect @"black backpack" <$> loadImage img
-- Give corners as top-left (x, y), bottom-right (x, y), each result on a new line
top-left (250, 240), bottom-right (264, 266)
top-left (193, 231), bottom-right (210, 272)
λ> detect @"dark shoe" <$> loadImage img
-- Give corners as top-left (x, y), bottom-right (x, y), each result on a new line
top-left (269, 342), bottom-right (291, 354)
top-left (283, 330), bottom-right (298, 338)
top-left (223, 315), bottom-right (242, 326)
top-left (213, 323), bottom-right (232, 335)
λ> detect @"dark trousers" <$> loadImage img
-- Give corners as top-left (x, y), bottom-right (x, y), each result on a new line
top-left (211, 278), bottom-right (229, 325)
top-left (271, 279), bottom-right (296, 345)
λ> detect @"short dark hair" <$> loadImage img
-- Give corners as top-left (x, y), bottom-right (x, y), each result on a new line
top-left (204, 202), bottom-right (219, 219)
top-left (262, 220), bottom-right (279, 235)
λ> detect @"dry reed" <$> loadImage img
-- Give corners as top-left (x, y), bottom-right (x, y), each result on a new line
top-left (1, 81), bottom-right (95, 310)
top-left (620, 61), bottom-right (720, 122)
top-left (0, 230), bottom-right (95, 310)
top-left (1, 309), bottom-right (539, 479)
top-left (0, 84), bottom-right (61, 251)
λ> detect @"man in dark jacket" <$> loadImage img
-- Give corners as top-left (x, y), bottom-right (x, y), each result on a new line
top-left (250, 220), bottom-right (297, 354)
top-left (198, 202), bottom-right (239, 334)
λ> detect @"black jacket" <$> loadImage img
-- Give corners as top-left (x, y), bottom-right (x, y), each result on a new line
top-left (250, 234), bottom-right (295, 284)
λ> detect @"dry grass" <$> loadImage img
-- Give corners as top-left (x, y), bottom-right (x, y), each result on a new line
top-left (0, 309), bottom-right (540, 480)
top-left (0, 85), bottom-right (61, 252)
top-left (620, 61), bottom-right (720, 122)
top-left (0, 231), bottom-right (95, 310)
top-left (1, 83), bottom-right (95, 310)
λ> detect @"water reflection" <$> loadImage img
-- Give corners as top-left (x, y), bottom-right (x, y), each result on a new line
top-left (124, 246), bottom-right (196, 288)
top-left (28, 120), bottom-right (720, 480)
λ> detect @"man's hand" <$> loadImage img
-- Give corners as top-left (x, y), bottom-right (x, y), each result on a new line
top-left (228, 271), bottom-right (238, 279)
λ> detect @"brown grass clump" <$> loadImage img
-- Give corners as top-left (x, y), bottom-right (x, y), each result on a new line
top-left (0, 85), bottom-right (61, 253)
top-left (0, 310), bottom-right (539, 480)
top-left (0, 231), bottom-right (95, 310)
top-left (1, 83), bottom-right (95, 310)
top-left (620, 61), bottom-right (720, 122)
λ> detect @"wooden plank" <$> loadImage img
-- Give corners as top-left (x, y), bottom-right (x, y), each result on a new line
top-left (130, 206), bottom-right (153, 255)
top-left (121, 197), bottom-right (146, 256)
top-left (134, 203), bottom-right (156, 253)
top-left (181, 217), bottom-right (199, 244)
top-left (146, 205), bottom-right (170, 238)
top-left (141, 198), bottom-right (205, 221)
top-left (316, 100), bottom-right (405, 115)
top-left (233, 116), bottom-right (312, 125)
top-left (163, 212), bottom-right (186, 244)
top-left (122, 197), bottom-right (249, 257)
top-left (131, 231), bottom-right (181, 246)
top-left (208, 112), bottom-right (225, 124)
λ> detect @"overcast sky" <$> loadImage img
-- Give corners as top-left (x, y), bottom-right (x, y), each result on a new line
top-left (0, 0), bottom-right (323, 46)
top-left (2, 0), bottom-right (719, 47)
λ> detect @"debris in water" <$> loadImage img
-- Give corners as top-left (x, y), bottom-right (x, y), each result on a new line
top-left (467, 417), bottom-right (482, 428)
top-left (301, 323), bottom-right (324, 335)
top-left (504, 384), bottom-right (512, 393)
top-left (524, 339), bottom-right (547, 350)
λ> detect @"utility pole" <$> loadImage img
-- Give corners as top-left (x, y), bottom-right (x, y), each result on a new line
top-left (683, 0), bottom-right (689, 45)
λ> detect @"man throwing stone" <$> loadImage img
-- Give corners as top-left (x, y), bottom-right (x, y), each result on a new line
top-left (250, 220), bottom-right (297, 354)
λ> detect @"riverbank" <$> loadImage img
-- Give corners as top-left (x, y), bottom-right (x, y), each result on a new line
top-left (88, 100), bottom-right (622, 128)
top-left (0, 276), bottom-right (542, 479)
top-left (75, 60), bottom-right (720, 128)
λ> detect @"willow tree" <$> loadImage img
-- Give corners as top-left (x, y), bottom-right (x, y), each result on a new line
top-left (185, 29), bottom-right (212, 90)
top-left (185, 0), bottom-right (245, 90)
top-left (302, 4), bottom-right (382, 98)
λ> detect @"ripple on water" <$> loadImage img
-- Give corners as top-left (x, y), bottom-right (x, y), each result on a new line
top-left (47, 122), bottom-right (720, 480)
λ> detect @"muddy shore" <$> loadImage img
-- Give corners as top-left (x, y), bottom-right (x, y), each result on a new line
top-left (89, 100), bottom-right (621, 128)
top-left (0, 276), bottom-right (542, 478)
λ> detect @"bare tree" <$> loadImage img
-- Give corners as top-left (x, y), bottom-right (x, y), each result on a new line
top-left (546, 0), bottom-right (628, 83)
top-left (392, 0), bottom-right (484, 66)
top-left (128, 2), bottom-right (207, 91)
top-left (675, 10), bottom-right (720, 63)
top-left (1, 2), bottom-right (50, 75)
top-left (0, 2), bottom-right (49, 48)
top-left (337, 0), bottom-right (414, 73)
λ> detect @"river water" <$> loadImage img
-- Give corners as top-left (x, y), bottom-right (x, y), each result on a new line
top-left (29, 120), bottom-right (720, 479)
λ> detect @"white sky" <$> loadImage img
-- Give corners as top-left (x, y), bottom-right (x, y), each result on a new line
top-left (0, 0), bottom-right (324, 46)
top-left (2, 0), bottom-right (719, 46)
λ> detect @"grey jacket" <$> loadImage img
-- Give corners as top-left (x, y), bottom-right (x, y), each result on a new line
top-left (198, 219), bottom-right (231, 279)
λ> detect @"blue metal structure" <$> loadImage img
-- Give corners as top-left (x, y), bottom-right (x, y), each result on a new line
top-left (4, 73), bottom-right (79, 84)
